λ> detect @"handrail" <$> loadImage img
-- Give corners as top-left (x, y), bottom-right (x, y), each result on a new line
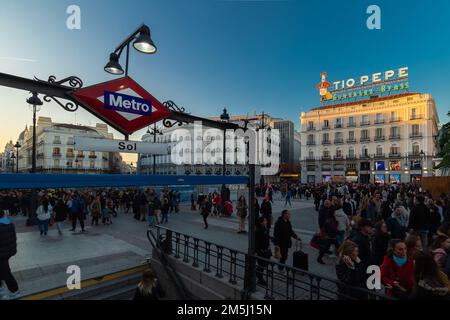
top-left (146, 229), bottom-right (194, 300)
top-left (154, 225), bottom-right (395, 301)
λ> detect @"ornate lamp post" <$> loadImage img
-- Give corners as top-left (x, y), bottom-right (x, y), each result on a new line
top-left (14, 141), bottom-right (21, 173)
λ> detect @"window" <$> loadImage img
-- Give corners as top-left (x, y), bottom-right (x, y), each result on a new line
top-left (308, 121), bottom-right (314, 130)
top-left (348, 116), bottom-right (355, 126)
top-left (67, 148), bottom-right (74, 157)
top-left (323, 120), bottom-right (329, 128)
top-left (323, 149), bottom-right (330, 158)
top-left (348, 131), bottom-right (355, 140)
top-left (390, 127), bottom-right (399, 137)
top-left (390, 111), bottom-right (397, 121)
top-left (66, 161), bottom-right (72, 168)
top-left (335, 132), bottom-right (342, 141)
top-left (390, 144), bottom-right (400, 155)
top-left (412, 124), bottom-right (420, 135)
top-left (77, 150), bottom-right (84, 157)
top-left (361, 129), bottom-right (369, 139)
top-left (376, 113), bottom-right (384, 123)
top-left (53, 159), bottom-right (60, 168)
top-left (360, 162), bottom-right (371, 170)
top-left (308, 149), bottom-right (314, 158)
top-left (323, 133), bottom-right (329, 142)
top-left (376, 128), bottom-right (383, 138)
top-left (335, 118), bottom-right (342, 128)
top-left (54, 136), bottom-right (61, 144)
top-left (307, 134), bottom-right (315, 144)
top-left (53, 147), bottom-right (60, 155)
top-left (348, 147), bottom-right (355, 157)
top-left (412, 108), bottom-right (417, 117)
top-left (362, 146), bottom-right (369, 156)
top-left (376, 145), bottom-right (383, 155)
top-left (362, 115), bottom-right (369, 124)
top-left (336, 149), bottom-right (342, 158)
top-left (412, 143), bottom-right (420, 155)
top-left (90, 161), bottom-right (95, 169)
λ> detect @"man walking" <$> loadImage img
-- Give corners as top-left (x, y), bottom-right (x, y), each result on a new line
top-left (408, 195), bottom-right (431, 250)
top-left (0, 209), bottom-right (20, 299)
top-left (69, 193), bottom-right (85, 233)
top-left (273, 210), bottom-right (299, 271)
top-left (285, 189), bottom-right (292, 207)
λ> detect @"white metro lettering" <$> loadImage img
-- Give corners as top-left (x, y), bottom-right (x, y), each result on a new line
top-left (104, 91), bottom-right (152, 116)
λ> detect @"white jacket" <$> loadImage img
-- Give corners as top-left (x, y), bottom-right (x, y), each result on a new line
top-left (335, 209), bottom-right (350, 232)
top-left (36, 205), bottom-right (53, 221)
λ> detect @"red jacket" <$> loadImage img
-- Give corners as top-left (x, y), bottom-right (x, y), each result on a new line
top-left (380, 255), bottom-right (415, 297)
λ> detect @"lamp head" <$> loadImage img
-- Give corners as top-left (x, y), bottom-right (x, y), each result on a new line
top-left (133, 25), bottom-right (157, 54)
top-left (104, 53), bottom-right (124, 75)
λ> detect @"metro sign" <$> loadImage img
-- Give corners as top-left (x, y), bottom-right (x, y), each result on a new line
top-left (70, 77), bottom-right (171, 135)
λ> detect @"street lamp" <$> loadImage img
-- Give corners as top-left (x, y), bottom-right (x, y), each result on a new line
top-left (148, 124), bottom-right (163, 175)
top-left (10, 153), bottom-right (16, 173)
top-left (220, 108), bottom-right (230, 176)
top-left (13, 141), bottom-right (20, 173)
top-left (420, 150), bottom-right (425, 180)
top-left (27, 92), bottom-right (43, 174)
top-left (104, 24), bottom-right (157, 77)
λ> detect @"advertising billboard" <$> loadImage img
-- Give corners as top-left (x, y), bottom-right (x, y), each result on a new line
top-left (375, 174), bottom-right (385, 185)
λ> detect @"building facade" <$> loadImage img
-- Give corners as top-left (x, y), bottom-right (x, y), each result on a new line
top-left (0, 141), bottom-right (15, 172)
top-left (300, 93), bottom-right (439, 184)
top-left (16, 117), bottom-right (124, 174)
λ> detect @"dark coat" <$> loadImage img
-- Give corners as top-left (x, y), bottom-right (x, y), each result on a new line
top-left (349, 230), bottom-right (372, 268)
top-left (132, 280), bottom-right (165, 300)
top-left (409, 278), bottom-right (450, 300)
top-left (371, 232), bottom-right (391, 266)
top-left (255, 224), bottom-right (270, 256)
top-left (260, 201), bottom-right (272, 224)
top-left (335, 260), bottom-right (366, 300)
top-left (53, 201), bottom-right (69, 222)
top-left (318, 206), bottom-right (333, 230)
top-left (0, 220), bottom-right (17, 259)
top-left (386, 216), bottom-right (407, 240)
top-left (273, 217), bottom-right (298, 249)
top-left (408, 203), bottom-right (431, 231)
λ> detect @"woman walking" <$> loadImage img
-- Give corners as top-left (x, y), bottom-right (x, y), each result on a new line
top-left (200, 198), bottom-right (211, 229)
top-left (236, 195), bottom-right (248, 234)
top-left (133, 268), bottom-right (165, 300)
top-left (53, 197), bottom-right (68, 235)
top-left (335, 241), bottom-right (366, 300)
top-left (90, 195), bottom-right (101, 226)
top-left (36, 198), bottom-right (52, 236)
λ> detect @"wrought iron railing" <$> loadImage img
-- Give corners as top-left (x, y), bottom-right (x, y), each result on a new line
top-left (149, 226), bottom-right (394, 301)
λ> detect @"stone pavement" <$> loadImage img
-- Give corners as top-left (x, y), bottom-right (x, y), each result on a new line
top-left (2, 198), bottom-right (337, 299)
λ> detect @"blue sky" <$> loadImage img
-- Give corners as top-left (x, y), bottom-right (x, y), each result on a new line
top-left (1, 0), bottom-right (450, 161)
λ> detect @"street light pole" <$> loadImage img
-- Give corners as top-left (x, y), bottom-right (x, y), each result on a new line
top-left (14, 141), bottom-right (21, 173)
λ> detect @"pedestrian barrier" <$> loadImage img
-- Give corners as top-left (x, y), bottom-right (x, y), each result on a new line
top-left (148, 225), bottom-right (396, 300)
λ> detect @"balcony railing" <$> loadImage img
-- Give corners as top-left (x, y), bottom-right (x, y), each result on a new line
top-left (408, 152), bottom-right (424, 157)
top-left (306, 127), bottom-right (316, 131)
top-left (374, 153), bottom-right (385, 159)
top-left (52, 153), bottom-right (62, 157)
top-left (360, 121), bottom-right (370, 126)
top-left (389, 153), bottom-right (402, 158)
top-left (334, 139), bottom-right (344, 144)
top-left (321, 156), bottom-right (332, 161)
top-left (360, 154), bottom-right (370, 159)
top-left (346, 155), bottom-right (357, 160)
top-left (334, 156), bottom-right (344, 161)
top-left (66, 154), bottom-right (74, 158)
top-left (347, 123), bottom-right (356, 128)
top-left (322, 126), bottom-right (330, 130)
top-left (390, 117), bottom-right (401, 123)
top-left (322, 140), bottom-right (331, 145)
top-left (53, 140), bottom-right (62, 145)
top-left (88, 155), bottom-right (97, 159)
top-left (410, 133), bottom-right (423, 139)
top-left (306, 141), bottom-right (316, 146)
top-left (305, 156), bottom-right (316, 161)
top-left (334, 124), bottom-right (343, 129)
top-left (389, 135), bottom-right (401, 140)
top-left (374, 119), bottom-right (385, 125)
top-left (360, 137), bottom-right (371, 142)
top-left (346, 139), bottom-right (357, 144)
top-left (374, 136), bottom-right (385, 141)
top-left (76, 155), bottom-right (85, 158)
top-left (410, 114), bottom-right (424, 120)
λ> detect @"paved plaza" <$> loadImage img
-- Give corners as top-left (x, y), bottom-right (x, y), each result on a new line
top-left (4, 198), bottom-right (336, 298)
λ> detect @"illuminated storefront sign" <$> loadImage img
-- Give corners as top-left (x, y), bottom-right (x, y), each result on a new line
top-left (317, 67), bottom-right (409, 103)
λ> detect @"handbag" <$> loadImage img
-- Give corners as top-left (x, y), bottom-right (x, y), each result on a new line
top-left (310, 231), bottom-right (327, 250)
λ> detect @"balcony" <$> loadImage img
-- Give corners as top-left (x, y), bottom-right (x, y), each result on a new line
top-left (322, 140), bottom-right (331, 145)
top-left (321, 156), bottom-right (332, 161)
top-left (389, 135), bottom-right (401, 140)
top-left (66, 153), bottom-right (74, 158)
top-left (322, 126), bottom-right (330, 130)
top-left (374, 153), bottom-right (385, 159)
top-left (360, 154), bottom-right (370, 159)
top-left (360, 137), bottom-right (371, 142)
top-left (334, 124), bottom-right (343, 129)
top-left (346, 139), bottom-right (357, 144)
top-left (389, 153), bottom-right (402, 158)
top-left (347, 123), bottom-right (356, 128)
top-left (334, 156), bottom-right (344, 161)
top-left (306, 141), bottom-right (316, 146)
top-left (410, 114), bottom-right (424, 120)
top-left (346, 155), bottom-right (357, 160)
top-left (305, 157), bottom-right (316, 161)
top-left (374, 119), bottom-right (385, 125)
top-left (52, 153), bottom-right (62, 158)
top-left (374, 136), bottom-right (385, 141)
top-left (53, 140), bottom-right (61, 145)
top-left (306, 127), bottom-right (316, 131)
top-left (360, 121), bottom-right (370, 126)
top-left (334, 139), bottom-right (344, 144)
top-left (410, 133), bottom-right (423, 139)
top-left (390, 117), bottom-right (401, 123)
